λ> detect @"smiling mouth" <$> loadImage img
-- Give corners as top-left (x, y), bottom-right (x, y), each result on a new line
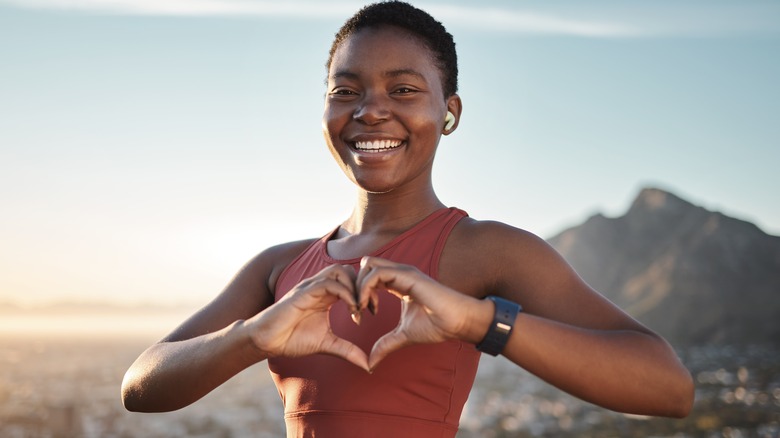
top-left (353, 140), bottom-right (404, 152)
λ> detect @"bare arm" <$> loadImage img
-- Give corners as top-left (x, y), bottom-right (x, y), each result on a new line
top-left (481, 224), bottom-right (693, 417)
top-left (498, 310), bottom-right (692, 416)
top-left (122, 240), bottom-right (369, 412)
top-left (121, 318), bottom-right (268, 412)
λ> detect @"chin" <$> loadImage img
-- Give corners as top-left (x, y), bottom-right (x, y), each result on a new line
top-left (357, 184), bottom-right (395, 195)
top-left (351, 177), bottom-right (397, 194)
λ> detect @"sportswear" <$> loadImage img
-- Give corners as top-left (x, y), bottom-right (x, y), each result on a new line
top-left (268, 208), bottom-right (480, 438)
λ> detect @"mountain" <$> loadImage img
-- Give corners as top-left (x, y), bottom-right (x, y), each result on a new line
top-left (547, 187), bottom-right (780, 346)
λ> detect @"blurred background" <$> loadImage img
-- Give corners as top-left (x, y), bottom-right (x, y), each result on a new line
top-left (1, 1), bottom-right (778, 436)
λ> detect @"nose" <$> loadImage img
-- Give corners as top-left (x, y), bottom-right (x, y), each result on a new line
top-left (352, 92), bottom-right (390, 125)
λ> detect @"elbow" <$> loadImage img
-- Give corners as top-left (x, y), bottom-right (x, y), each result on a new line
top-left (669, 371), bottom-right (695, 418)
top-left (121, 369), bottom-right (155, 413)
top-left (617, 373), bottom-right (694, 419)
top-left (120, 373), bottom-right (143, 412)
top-left (627, 352), bottom-right (695, 418)
top-left (651, 338), bottom-right (695, 418)
top-left (121, 389), bottom-right (141, 413)
top-left (658, 367), bottom-right (695, 418)
top-left (121, 368), bottom-right (186, 413)
top-left (121, 383), bottom-right (163, 413)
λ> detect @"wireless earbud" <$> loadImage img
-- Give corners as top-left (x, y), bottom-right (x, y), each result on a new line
top-left (444, 111), bottom-right (456, 131)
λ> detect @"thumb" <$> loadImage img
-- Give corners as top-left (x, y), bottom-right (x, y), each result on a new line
top-left (368, 330), bottom-right (409, 372)
top-left (320, 334), bottom-right (370, 372)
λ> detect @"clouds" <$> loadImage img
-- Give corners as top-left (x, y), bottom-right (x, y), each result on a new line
top-left (430, 4), bottom-right (639, 37)
top-left (3, 0), bottom-right (779, 38)
top-left (4, 0), bottom-right (357, 18)
top-left (7, 0), bottom-right (777, 39)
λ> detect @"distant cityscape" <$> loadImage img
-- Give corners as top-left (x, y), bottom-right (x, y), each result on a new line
top-left (1, 330), bottom-right (777, 437)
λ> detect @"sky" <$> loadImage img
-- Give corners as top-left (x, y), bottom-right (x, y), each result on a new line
top-left (1, 0), bottom-right (779, 307)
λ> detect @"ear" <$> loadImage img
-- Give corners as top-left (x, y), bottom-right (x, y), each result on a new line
top-left (443, 94), bottom-right (462, 135)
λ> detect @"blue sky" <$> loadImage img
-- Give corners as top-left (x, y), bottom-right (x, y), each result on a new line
top-left (1, 0), bottom-right (778, 306)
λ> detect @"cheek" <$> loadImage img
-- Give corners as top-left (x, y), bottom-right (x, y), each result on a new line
top-left (322, 105), bottom-right (348, 138)
top-left (410, 113), bottom-right (443, 139)
top-left (321, 112), bottom-right (349, 164)
top-left (321, 113), bottom-right (339, 145)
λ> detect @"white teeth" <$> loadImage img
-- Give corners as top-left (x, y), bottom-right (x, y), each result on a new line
top-left (354, 140), bottom-right (403, 152)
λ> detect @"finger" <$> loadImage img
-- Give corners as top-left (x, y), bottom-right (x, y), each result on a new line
top-left (320, 334), bottom-right (370, 372)
top-left (292, 277), bottom-right (359, 314)
top-left (317, 265), bottom-right (363, 325)
top-left (356, 257), bottom-right (389, 313)
top-left (368, 330), bottom-right (409, 372)
top-left (322, 278), bottom-right (360, 313)
top-left (325, 264), bottom-right (357, 295)
top-left (323, 264), bottom-right (360, 312)
top-left (326, 264), bottom-right (363, 323)
top-left (359, 263), bottom-right (420, 301)
top-left (357, 256), bottom-right (401, 288)
top-left (289, 264), bottom-right (356, 303)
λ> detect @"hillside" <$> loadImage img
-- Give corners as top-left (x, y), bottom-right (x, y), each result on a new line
top-left (548, 187), bottom-right (780, 346)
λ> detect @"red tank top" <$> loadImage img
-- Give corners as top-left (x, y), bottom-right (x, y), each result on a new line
top-left (268, 208), bottom-right (480, 438)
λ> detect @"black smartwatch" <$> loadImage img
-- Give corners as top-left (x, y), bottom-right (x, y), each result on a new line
top-left (475, 296), bottom-right (521, 356)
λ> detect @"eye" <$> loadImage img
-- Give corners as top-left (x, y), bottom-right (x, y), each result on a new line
top-left (393, 87), bottom-right (418, 95)
top-left (329, 88), bottom-right (358, 98)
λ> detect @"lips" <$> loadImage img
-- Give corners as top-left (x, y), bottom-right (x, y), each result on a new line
top-left (352, 139), bottom-right (404, 152)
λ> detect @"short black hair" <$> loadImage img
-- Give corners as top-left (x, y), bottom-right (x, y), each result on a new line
top-left (327, 1), bottom-right (458, 98)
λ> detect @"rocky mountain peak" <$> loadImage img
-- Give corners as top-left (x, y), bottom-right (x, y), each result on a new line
top-left (629, 187), bottom-right (693, 213)
top-left (547, 187), bottom-right (780, 346)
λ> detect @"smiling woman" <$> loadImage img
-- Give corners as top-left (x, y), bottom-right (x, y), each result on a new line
top-left (322, 24), bottom-right (459, 195)
top-left (121, 2), bottom-right (693, 437)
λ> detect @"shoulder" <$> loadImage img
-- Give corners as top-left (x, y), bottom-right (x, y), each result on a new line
top-left (243, 238), bottom-right (320, 293)
top-left (448, 217), bottom-right (556, 265)
top-left (451, 217), bottom-right (544, 245)
top-left (441, 217), bottom-right (574, 299)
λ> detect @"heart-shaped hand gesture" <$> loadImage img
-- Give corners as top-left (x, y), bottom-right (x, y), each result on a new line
top-left (355, 256), bottom-right (487, 371)
top-left (251, 257), bottom-right (488, 372)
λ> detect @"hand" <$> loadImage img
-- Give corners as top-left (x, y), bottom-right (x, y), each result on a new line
top-left (355, 256), bottom-right (489, 371)
top-left (250, 264), bottom-right (369, 371)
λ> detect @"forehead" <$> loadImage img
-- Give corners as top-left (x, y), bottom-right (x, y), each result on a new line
top-left (329, 26), bottom-right (440, 79)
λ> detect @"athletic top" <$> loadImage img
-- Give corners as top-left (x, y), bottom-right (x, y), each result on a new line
top-left (268, 207), bottom-right (481, 438)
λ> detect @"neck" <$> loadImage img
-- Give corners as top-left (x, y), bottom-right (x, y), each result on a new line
top-left (342, 185), bottom-right (445, 235)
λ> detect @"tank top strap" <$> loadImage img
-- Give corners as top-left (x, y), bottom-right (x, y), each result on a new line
top-left (373, 207), bottom-right (468, 279)
top-left (430, 207), bottom-right (468, 279)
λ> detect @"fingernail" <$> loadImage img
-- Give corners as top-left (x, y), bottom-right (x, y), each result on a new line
top-left (368, 300), bottom-right (377, 315)
top-left (350, 311), bottom-right (361, 326)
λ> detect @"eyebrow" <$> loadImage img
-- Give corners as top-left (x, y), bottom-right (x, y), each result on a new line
top-left (330, 68), bottom-right (426, 81)
top-left (384, 68), bottom-right (426, 80)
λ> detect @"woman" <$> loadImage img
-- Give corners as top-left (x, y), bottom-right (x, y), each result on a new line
top-left (122, 2), bottom-right (694, 436)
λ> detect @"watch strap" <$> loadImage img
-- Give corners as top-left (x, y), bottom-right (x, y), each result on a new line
top-left (475, 296), bottom-right (521, 356)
